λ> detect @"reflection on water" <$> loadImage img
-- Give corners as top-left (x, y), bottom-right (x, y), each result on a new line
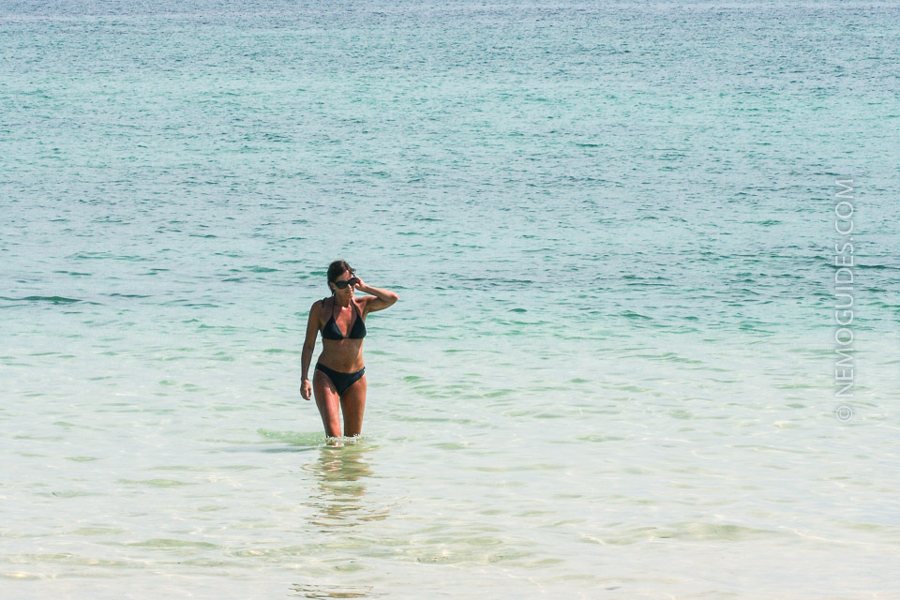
top-left (304, 439), bottom-right (389, 528)
top-left (290, 583), bottom-right (377, 599)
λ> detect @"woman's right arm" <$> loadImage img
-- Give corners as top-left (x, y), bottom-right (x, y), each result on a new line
top-left (300, 302), bottom-right (321, 400)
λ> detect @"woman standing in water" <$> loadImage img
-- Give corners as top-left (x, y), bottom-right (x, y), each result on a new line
top-left (301, 260), bottom-right (399, 438)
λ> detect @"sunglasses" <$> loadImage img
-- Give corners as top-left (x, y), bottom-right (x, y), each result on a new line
top-left (333, 277), bottom-right (359, 290)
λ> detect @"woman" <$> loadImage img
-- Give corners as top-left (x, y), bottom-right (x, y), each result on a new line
top-left (301, 260), bottom-right (399, 438)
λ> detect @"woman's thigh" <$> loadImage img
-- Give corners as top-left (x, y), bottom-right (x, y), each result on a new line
top-left (340, 375), bottom-right (367, 437)
top-left (313, 369), bottom-right (342, 437)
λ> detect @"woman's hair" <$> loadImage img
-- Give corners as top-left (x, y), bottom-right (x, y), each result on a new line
top-left (327, 260), bottom-right (354, 291)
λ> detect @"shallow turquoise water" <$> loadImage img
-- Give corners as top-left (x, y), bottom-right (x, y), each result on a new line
top-left (2, 1), bottom-right (899, 598)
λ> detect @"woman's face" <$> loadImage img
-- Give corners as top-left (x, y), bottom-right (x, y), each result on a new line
top-left (331, 271), bottom-right (357, 299)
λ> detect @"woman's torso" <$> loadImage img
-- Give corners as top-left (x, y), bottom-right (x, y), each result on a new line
top-left (317, 297), bottom-right (366, 372)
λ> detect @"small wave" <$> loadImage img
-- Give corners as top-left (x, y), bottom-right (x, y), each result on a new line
top-left (124, 538), bottom-right (219, 549)
top-left (67, 252), bottom-right (148, 261)
top-left (53, 271), bottom-right (92, 277)
top-left (854, 263), bottom-right (899, 270)
top-left (257, 429), bottom-right (327, 447)
top-left (290, 584), bottom-right (374, 599)
top-left (0, 295), bottom-right (82, 304)
top-left (245, 265), bottom-right (280, 273)
top-left (621, 310), bottom-right (652, 320)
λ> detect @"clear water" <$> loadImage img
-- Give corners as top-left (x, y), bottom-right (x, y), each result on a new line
top-left (2, 1), bottom-right (898, 598)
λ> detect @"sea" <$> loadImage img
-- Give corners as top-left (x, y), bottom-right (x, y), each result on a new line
top-left (1, 1), bottom-right (898, 598)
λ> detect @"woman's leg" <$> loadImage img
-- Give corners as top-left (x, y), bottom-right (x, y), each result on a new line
top-left (313, 368), bottom-right (342, 438)
top-left (340, 375), bottom-right (367, 437)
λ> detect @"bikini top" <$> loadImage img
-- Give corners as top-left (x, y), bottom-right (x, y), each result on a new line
top-left (320, 298), bottom-right (367, 340)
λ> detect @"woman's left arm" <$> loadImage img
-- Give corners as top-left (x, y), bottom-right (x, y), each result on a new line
top-left (355, 278), bottom-right (399, 314)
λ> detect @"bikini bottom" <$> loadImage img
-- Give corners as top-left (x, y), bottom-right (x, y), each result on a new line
top-left (315, 362), bottom-right (366, 395)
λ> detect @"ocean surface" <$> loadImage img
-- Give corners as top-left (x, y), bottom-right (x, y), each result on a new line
top-left (2, 1), bottom-right (899, 598)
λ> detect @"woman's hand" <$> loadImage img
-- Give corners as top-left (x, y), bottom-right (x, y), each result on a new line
top-left (301, 378), bottom-right (312, 401)
top-left (353, 277), bottom-right (369, 294)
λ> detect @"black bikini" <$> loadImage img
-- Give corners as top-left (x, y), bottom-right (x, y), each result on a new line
top-left (319, 298), bottom-right (367, 341)
top-left (315, 298), bottom-right (367, 394)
